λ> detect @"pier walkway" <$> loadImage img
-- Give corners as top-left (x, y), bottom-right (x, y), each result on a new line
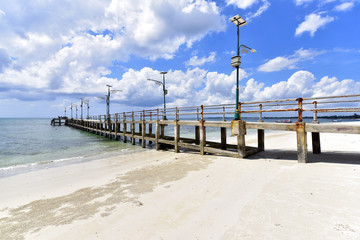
top-left (65, 94), bottom-right (360, 163)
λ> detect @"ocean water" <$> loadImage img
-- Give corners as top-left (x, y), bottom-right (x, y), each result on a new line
top-left (0, 118), bottom-right (141, 176)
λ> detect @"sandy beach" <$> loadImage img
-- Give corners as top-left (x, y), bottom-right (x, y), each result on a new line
top-left (1, 128), bottom-right (360, 240)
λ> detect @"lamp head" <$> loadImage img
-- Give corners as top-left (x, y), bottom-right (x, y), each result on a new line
top-left (230, 15), bottom-right (247, 27)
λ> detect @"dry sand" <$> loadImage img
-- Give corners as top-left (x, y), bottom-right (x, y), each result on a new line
top-left (1, 127), bottom-right (360, 240)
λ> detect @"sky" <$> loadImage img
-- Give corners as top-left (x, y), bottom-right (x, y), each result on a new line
top-left (0, 0), bottom-right (360, 118)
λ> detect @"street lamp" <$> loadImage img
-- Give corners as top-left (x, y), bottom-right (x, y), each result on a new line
top-left (229, 15), bottom-right (256, 120)
top-left (105, 85), bottom-right (122, 121)
top-left (147, 71), bottom-right (168, 120)
top-left (80, 98), bottom-right (84, 119)
top-left (83, 100), bottom-right (90, 119)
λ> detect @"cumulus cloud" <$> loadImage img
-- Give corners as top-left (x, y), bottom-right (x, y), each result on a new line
top-left (295, 0), bottom-right (313, 6)
top-left (185, 52), bottom-right (216, 67)
top-left (246, 0), bottom-right (270, 21)
top-left (0, 0), bottom-right (225, 97)
top-left (258, 48), bottom-right (325, 72)
top-left (0, 48), bottom-right (11, 73)
top-left (295, 13), bottom-right (334, 37)
top-left (225, 0), bottom-right (258, 9)
top-left (334, 2), bottom-right (355, 11)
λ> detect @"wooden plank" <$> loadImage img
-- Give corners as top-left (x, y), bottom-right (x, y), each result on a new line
top-left (204, 147), bottom-right (239, 158)
top-left (178, 121), bottom-right (201, 126)
top-left (204, 121), bottom-right (231, 128)
top-left (306, 123), bottom-right (360, 134)
top-left (158, 139), bottom-right (175, 145)
top-left (178, 142), bottom-right (200, 151)
top-left (247, 122), bottom-right (297, 131)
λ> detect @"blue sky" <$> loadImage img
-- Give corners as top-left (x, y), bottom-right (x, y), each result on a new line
top-left (0, 0), bottom-right (359, 117)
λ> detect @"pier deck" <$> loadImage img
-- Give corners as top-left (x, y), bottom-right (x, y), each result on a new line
top-left (64, 94), bottom-right (360, 163)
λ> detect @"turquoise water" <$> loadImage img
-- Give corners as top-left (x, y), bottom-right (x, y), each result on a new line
top-left (0, 119), bottom-right (141, 173)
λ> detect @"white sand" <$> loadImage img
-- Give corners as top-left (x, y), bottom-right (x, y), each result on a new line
top-left (1, 128), bottom-right (360, 240)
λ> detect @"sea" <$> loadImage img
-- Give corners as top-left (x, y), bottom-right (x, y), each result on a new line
top-left (1, 117), bottom-right (358, 177)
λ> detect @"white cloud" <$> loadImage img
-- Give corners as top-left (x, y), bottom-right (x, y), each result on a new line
top-left (225, 0), bottom-right (258, 9)
top-left (246, 0), bottom-right (270, 21)
top-left (295, 0), bottom-right (313, 6)
top-left (258, 48), bottom-right (325, 72)
top-left (185, 52), bottom-right (216, 67)
top-left (0, 0), bottom-right (225, 98)
top-left (295, 13), bottom-right (334, 37)
top-left (334, 2), bottom-right (355, 11)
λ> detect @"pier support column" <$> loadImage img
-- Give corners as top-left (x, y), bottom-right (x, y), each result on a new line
top-left (258, 129), bottom-right (265, 151)
top-left (141, 116), bottom-right (146, 148)
top-left (155, 121), bottom-right (160, 151)
top-left (139, 123), bottom-right (142, 144)
top-left (115, 114), bottom-right (118, 140)
top-left (296, 122), bottom-right (308, 163)
top-left (236, 120), bottom-right (246, 158)
top-left (174, 120), bottom-right (180, 153)
top-left (195, 126), bottom-right (200, 145)
top-left (123, 113), bottom-right (127, 143)
top-left (200, 120), bottom-right (206, 155)
top-left (131, 112), bottom-right (135, 145)
top-left (221, 127), bottom-right (226, 150)
top-left (312, 132), bottom-right (321, 154)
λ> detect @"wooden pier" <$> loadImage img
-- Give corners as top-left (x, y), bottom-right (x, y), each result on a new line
top-left (51, 116), bottom-right (68, 126)
top-left (65, 94), bottom-right (360, 163)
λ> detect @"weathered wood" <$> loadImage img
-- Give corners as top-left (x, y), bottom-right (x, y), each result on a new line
top-left (123, 113), bottom-right (127, 143)
top-left (258, 129), bottom-right (264, 151)
top-left (306, 123), bottom-right (360, 134)
top-left (296, 122), bottom-right (308, 163)
top-left (141, 115), bottom-right (146, 148)
top-left (174, 120), bottom-right (180, 153)
top-left (195, 126), bottom-right (200, 145)
top-left (246, 122), bottom-right (297, 131)
top-left (312, 132), bottom-right (321, 154)
top-left (155, 109), bottom-right (160, 150)
top-left (199, 123), bottom-right (206, 155)
top-left (131, 112), bottom-right (135, 145)
top-left (237, 120), bottom-right (246, 158)
top-left (221, 127), bottom-right (226, 150)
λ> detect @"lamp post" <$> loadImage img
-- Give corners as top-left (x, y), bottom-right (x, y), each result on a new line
top-left (83, 100), bottom-right (90, 119)
top-left (229, 15), bottom-right (256, 120)
top-left (80, 98), bottom-right (84, 120)
top-left (147, 71), bottom-right (168, 120)
top-left (105, 85), bottom-right (122, 121)
top-left (64, 107), bottom-right (66, 117)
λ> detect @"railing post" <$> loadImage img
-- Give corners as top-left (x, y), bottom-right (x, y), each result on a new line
top-left (312, 101), bottom-right (318, 123)
top-left (297, 98), bottom-right (303, 122)
top-left (222, 106), bottom-right (226, 121)
top-left (174, 107), bottom-right (180, 153)
top-left (238, 102), bottom-right (242, 120)
top-left (200, 105), bottom-right (206, 155)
